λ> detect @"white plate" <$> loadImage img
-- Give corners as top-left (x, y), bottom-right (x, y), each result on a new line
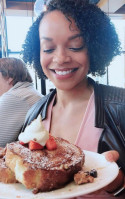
top-left (0, 150), bottom-right (119, 199)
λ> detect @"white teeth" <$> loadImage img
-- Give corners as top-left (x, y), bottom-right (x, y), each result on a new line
top-left (55, 69), bottom-right (72, 75)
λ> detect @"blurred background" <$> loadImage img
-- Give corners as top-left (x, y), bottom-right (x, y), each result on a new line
top-left (0, 0), bottom-right (125, 94)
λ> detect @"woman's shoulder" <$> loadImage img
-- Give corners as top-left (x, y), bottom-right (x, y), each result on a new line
top-left (88, 77), bottom-right (125, 103)
top-left (97, 83), bottom-right (125, 103)
top-left (21, 89), bottom-right (56, 132)
top-left (33, 89), bottom-right (56, 107)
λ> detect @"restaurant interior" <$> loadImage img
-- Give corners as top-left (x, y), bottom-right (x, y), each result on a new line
top-left (0, 1), bottom-right (125, 198)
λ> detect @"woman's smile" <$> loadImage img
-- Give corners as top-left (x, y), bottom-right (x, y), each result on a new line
top-left (50, 68), bottom-right (78, 78)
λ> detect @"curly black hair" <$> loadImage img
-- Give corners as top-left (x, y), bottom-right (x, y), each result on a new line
top-left (22, 0), bottom-right (121, 79)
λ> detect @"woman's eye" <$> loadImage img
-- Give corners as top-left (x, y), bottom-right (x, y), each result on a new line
top-left (69, 46), bottom-right (85, 51)
top-left (43, 49), bottom-right (54, 53)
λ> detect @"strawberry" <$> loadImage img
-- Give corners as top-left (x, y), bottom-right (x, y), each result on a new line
top-left (29, 140), bottom-right (44, 150)
top-left (19, 141), bottom-right (25, 145)
top-left (46, 135), bottom-right (57, 150)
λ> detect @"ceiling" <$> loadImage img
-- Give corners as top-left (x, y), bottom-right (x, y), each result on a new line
top-left (5, 0), bottom-right (35, 11)
top-left (3, 0), bottom-right (125, 17)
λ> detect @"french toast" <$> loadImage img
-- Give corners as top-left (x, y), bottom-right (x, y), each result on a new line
top-left (0, 147), bottom-right (6, 158)
top-left (0, 147), bottom-right (17, 183)
top-left (5, 137), bottom-right (84, 193)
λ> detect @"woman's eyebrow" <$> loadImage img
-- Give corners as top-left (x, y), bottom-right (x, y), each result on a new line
top-left (68, 34), bottom-right (83, 41)
top-left (40, 34), bottom-right (83, 41)
top-left (40, 37), bottom-right (53, 41)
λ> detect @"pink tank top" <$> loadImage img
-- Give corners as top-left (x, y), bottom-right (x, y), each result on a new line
top-left (43, 92), bottom-right (103, 152)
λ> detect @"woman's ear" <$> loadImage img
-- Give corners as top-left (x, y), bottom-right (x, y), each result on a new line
top-left (7, 77), bottom-right (14, 86)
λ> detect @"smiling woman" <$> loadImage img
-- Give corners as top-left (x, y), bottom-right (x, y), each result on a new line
top-left (21, 0), bottom-right (125, 197)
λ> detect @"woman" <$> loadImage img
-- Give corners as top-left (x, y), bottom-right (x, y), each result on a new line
top-left (22, 0), bottom-right (125, 197)
top-left (0, 57), bottom-right (42, 147)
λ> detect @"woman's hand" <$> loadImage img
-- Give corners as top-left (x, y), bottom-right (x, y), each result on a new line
top-left (102, 150), bottom-right (124, 194)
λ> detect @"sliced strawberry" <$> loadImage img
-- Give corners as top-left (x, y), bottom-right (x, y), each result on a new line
top-left (46, 135), bottom-right (57, 150)
top-left (19, 141), bottom-right (25, 145)
top-left (29, 140), bottom-right (44, 151)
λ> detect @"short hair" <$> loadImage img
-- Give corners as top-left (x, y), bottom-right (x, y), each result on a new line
top-left (0, 57), bottom-right (33, 85)
top-left (22, 0), bottom-right (121, 79)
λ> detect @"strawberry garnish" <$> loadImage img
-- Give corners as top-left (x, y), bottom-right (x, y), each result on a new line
top-left (46, 135), bottom-right (57, 150)
top-left (29, 140), bottom-right (44, 151)
top-left (19, 141), bottom-right (25, 145)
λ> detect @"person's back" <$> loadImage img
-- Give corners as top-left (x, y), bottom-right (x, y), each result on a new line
top-left (0, 57), bottom-right (42, 147)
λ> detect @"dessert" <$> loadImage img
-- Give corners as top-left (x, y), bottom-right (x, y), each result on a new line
top-left (18, 114), bottom-right (49, 146)
top-left (74, 170), bottom-right (94, 185)
top-left (0, 147), bottom-right (6, 158)
top-left (0, 147), bottom-right (17, 183)
top-left (0, 114), bottom-right (97, 194)
top-left (5, 138), bottom-right (84, 193)
top-left (74, 169), bottom-right (98, 185)
top-left (5, 114), bottom-right (85, 193)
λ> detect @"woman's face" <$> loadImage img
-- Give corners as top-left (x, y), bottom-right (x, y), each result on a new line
top-left (39, 10), bottom-right (89, 91)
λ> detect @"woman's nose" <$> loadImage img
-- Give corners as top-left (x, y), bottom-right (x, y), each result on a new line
top-left (53, 48), bottom-right (71, 64)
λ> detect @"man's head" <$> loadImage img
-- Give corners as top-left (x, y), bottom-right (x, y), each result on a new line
top-left (0, 57), bottom-right (32, 96)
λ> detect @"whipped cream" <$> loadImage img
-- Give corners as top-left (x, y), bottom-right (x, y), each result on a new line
top-left (18, 114), bottom-right (49, 146)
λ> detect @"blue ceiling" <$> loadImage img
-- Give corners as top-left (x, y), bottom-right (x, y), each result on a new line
top-left (6, 0), bottom-right (99, 3)
top-left (7, 0), bottom-right (36, 2)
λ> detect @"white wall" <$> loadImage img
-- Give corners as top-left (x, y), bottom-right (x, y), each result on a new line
top-left (108, 20), bottom-right (125, 88)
